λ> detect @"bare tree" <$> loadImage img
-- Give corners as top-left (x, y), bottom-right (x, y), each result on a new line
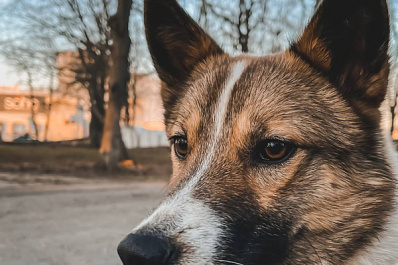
top-left (53, 0), bottom-right (113, 147)
top-left (203, 0), bottom-right (255, 53)
top-left (197, 0), bottom-right (313, 54)
top-left (1, 46), bottom-right (53, 140)
top-left (26, 70), bottom-right (39, 139)
top-left (1, 0), bottom-right (116, 147)
top-left (1, 0), bottom-right (150, 149)
top-left (100, 0), bottom-right (132, 169)
top-left (44, 68), bottom-right (55, 141)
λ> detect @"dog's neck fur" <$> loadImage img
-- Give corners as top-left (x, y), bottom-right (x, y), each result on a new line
top-left (349, 135), bottom-right (398, 265)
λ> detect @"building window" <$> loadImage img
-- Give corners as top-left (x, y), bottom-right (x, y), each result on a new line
top-left (13, 123), bottom-right (27, 138)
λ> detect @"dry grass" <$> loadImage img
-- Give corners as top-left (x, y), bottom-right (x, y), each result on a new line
top-left (0, 143), bottom-right (172, 179)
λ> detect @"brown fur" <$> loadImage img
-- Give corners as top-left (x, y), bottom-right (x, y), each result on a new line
top-left (165, 53), bottom-right (395, 263)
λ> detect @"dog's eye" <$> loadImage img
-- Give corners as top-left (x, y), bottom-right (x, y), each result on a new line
top-left (256, 140), bottom-right (295, 164)
top-left (173, 137), bottom-right (188, 160)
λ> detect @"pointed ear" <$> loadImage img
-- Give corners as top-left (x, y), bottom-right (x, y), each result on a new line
top-left (144, 0), bottom-right (223, 110)
top-left (291, 0), bottom-right (390, 121)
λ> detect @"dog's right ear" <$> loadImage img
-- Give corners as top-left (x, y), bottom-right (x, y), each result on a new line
top-left (291, 0), bottom-right (390, 123)
top-left (144, 0), bottom-right (223, 110)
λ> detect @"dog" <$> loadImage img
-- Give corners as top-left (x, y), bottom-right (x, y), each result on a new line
top-left (117, 0), bottom-right (398, 264)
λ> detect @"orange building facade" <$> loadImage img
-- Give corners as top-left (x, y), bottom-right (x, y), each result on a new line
top-left (0, 86), bottom-right (89, 142)
top-left (0, 51), bottom-right (168, 146)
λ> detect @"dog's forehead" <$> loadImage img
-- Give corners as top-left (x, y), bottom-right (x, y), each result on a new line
top-left (167, 52), bottom-right (359, 147)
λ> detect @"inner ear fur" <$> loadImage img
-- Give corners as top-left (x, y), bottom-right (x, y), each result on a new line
top-left (144, 0), bottom-right (224, 113)
top-left (291, 0), bottom-right (390, 122)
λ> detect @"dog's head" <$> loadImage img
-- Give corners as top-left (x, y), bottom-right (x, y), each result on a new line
top-left (118, 0), bottom-right (396, 264)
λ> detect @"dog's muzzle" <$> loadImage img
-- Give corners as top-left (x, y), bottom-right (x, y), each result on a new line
top-left (117, 232), bottom-right (176, 265)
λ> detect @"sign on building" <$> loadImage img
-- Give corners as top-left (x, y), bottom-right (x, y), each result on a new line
top-left (0, 95), bottom-right (45, 113)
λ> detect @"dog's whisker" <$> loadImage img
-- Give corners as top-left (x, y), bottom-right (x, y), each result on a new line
top-left (214, 259), bottom-right (245, 265)
top-left (302, 232), bottom-right (323, 265)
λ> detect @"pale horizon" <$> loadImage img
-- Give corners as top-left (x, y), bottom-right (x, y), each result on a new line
top-left (0, 58), bottom-right (20, 88)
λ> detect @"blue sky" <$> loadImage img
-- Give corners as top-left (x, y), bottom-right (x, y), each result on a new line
top-left (0, 0), bottom-right (397, 90)
top-left (0, 0), bottom-right (20, 87)
top-left (0, 58), bottom-right (19, 86)
top-left (0, 0), bottom-right (191, 88)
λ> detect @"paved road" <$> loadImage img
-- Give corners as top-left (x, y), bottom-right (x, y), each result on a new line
top-left (0, 177), bottom-right (168, 265)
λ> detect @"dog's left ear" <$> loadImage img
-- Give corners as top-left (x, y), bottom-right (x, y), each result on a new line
top-left (144, 0), bottom-right (224, 113)
top-left (291, 0), bottom-right (390, 121)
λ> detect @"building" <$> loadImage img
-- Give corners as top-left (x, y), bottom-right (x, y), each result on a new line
top-left (0, 51), bottom-right (168, 146)
top-left (0, 85), bottom-right (89, 142)
top-left (57, 50), bottom-right (169, 147)
top-left (122, 74), bottom-right (168, 148)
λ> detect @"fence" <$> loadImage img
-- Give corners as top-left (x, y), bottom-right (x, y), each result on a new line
top-left (121, 126), bottom-right (169, 148)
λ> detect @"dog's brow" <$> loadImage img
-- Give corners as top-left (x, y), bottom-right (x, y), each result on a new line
top-left (214, 61), bottom-right (247, 140)
top-left (187, 60), bottom-right (246, 189)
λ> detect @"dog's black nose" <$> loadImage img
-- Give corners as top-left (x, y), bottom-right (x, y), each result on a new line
top-left (117, 233), bottom-right (175, 265)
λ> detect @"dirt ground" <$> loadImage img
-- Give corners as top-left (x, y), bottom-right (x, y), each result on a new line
top-left (0, 173), bottom-right (168, 265)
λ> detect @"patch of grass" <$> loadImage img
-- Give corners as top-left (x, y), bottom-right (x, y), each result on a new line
top-left (0, 143), bottom-right (172, 178)
top-left (0, 144), bottom-right (100, 163)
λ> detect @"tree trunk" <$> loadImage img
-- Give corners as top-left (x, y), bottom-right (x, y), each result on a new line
top-left (238, 0), bottom-right (252, 53)
top-left (27, 71), bottom-right (39, 140)
top-left (88, 79), bottom-right (106, 148)
top-left (99, 0), bottom-right (132, 170)
top-left (90, 110), bottom-right (104, 148)
top-left (44, 74), bottom-right (54, 141)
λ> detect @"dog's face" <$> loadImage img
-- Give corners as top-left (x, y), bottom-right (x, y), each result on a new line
top-left (118, 0), bottom-right (396, 264)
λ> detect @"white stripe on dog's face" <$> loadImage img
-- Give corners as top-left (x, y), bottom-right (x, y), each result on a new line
top-left (133, 61), bottom-right (246, 264)
top-left (184, 60), bottom-right (246, 193)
